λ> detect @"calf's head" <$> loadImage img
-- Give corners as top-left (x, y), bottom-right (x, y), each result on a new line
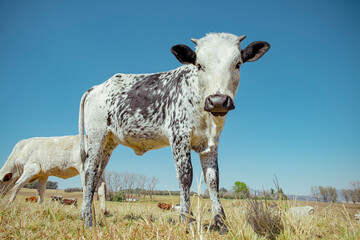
top-left (171, 33), bottom-right (270, 117)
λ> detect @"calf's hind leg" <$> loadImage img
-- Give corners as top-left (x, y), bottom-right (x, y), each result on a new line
top-left (81, 134), bottom-right (116, 227)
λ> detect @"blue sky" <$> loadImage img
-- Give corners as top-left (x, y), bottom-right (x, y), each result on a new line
top-left (0, 0), bottom-right (359, 196)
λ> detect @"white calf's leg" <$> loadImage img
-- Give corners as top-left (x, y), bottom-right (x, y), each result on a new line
top-left (97, 176), bottom-right (107, 214)
top-left (37, 176), bottom-right (48, 203)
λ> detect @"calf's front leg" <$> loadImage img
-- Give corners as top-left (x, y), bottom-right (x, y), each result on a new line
top-left (171, 134), bottom-right (193, 222)
top-left (97, 175), bottom-right (107, 214)
top-left (37, 176), bottom-right (48, 203)
top-left (200, 147), bottom-right (228, 234)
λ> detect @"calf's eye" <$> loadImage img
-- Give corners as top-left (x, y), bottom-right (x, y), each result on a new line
top-left (235, 61), bottom-right (241, 69)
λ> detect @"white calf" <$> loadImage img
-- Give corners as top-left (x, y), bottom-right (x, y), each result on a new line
top-left (0, 135), bottom-right (107, 213)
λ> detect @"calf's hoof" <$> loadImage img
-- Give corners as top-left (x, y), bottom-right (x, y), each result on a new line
top-left (204, 223), bottom-right (229, 235)
top-left (218, 225), bottom-right (228, 235)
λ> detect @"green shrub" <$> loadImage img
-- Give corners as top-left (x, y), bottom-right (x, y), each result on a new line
top-left (107, 192), bottom-right (126, 202)
top-left (24, 180), bottom-right (58, 189)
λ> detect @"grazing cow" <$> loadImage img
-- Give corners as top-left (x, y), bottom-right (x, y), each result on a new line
top-left (157, 202), bottom-right (172, 210)
top-left (61, 198), bottom-right (78, 207)
top-left (50, 195), bottom-right (63, 202)
top-left (355, 213), bottom-right (360, 222)
top-left (171, 204), bottom-right (181, 212)
top-left (0, 135), bottom-right (107, 213)
top-left (288, 206), bottom-right (314, 216)
top-left (25, 196), bottom-right (38, 203)
top-left (79, 33), bottom-right (270, 232)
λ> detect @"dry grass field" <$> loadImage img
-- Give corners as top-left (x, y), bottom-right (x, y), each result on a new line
top-left (0, 189), bottom-right (359, 239)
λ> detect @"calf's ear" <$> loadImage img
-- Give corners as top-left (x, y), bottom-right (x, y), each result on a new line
top-left (171, 44), bottom-right (196, 65)
top-left (2, 173), bottom-right (12, 182)
top-left (242, 41), bottom-right (270, 63)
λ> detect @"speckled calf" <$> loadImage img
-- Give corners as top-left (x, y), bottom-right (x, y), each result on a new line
top-left (79, 33), bottom-right (270, 232)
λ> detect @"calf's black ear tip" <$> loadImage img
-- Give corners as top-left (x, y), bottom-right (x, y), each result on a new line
top-left (263, 41), bottom-right (271, 50)
top-left (258, 42), bottom-right (271, 55)
top-left (170, 45), bottom-right (179, 54)
top-left (253, 41), bottom-right (271, 52)
top-left (171, 44), bottom-right (196, 65)
top-left (242, 40), bottom-right (271, 63)
top-left (170, 45), bottom-right (184, 57)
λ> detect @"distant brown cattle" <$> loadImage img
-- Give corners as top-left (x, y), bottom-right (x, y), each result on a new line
top-left (25, 196), bottom-right (38, 202)
top-left (61, 198), bottom-right (78, 207)
top-left (157, 203), bottom-right (172, 210)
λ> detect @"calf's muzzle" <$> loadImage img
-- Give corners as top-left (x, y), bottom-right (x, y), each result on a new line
top-left (204, 94), bottom-right (235, 116)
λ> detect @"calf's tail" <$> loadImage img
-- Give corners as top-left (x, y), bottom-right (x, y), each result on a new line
top-left (79, 90), bottom-right (89, 164)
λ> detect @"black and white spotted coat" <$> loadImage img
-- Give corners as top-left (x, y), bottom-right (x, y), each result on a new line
top-left (79, 33), bottom-right (270, 231)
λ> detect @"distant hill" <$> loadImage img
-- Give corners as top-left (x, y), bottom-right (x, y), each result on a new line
top-left (287, 195), bottom-right (317, 201)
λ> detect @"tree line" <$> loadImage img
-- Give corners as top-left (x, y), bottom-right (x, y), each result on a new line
top-left (310, 186), bottom-right (338, 202)
top-left (24, 180), bottom-right (58, 189)
top-left (342, 180), bottom-right (360, 203)
top-left (104, 171), bottom-right (201, 202)
top-left (311, 180), bottom-right (360, 203)
top-left (104, 170), bottom-right (160, 201)
top-left (203, 180), bottom-right (288, 200)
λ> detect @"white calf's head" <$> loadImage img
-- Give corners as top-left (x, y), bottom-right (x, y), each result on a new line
top-left (171, 33), bottom-right (270, 117)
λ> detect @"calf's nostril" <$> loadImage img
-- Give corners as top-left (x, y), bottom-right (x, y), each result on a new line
top-left (225, 97), bottom-right (235, 110)
top-left (223, 98), bottom-right (229, 108)
top-left (208, 98), bottom-right (214, 108)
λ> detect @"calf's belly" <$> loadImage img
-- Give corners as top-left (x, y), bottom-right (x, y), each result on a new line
top-left (120, 134), bottom-right (170, 156)
top-left (49, 167), bottom-right (80, 179)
